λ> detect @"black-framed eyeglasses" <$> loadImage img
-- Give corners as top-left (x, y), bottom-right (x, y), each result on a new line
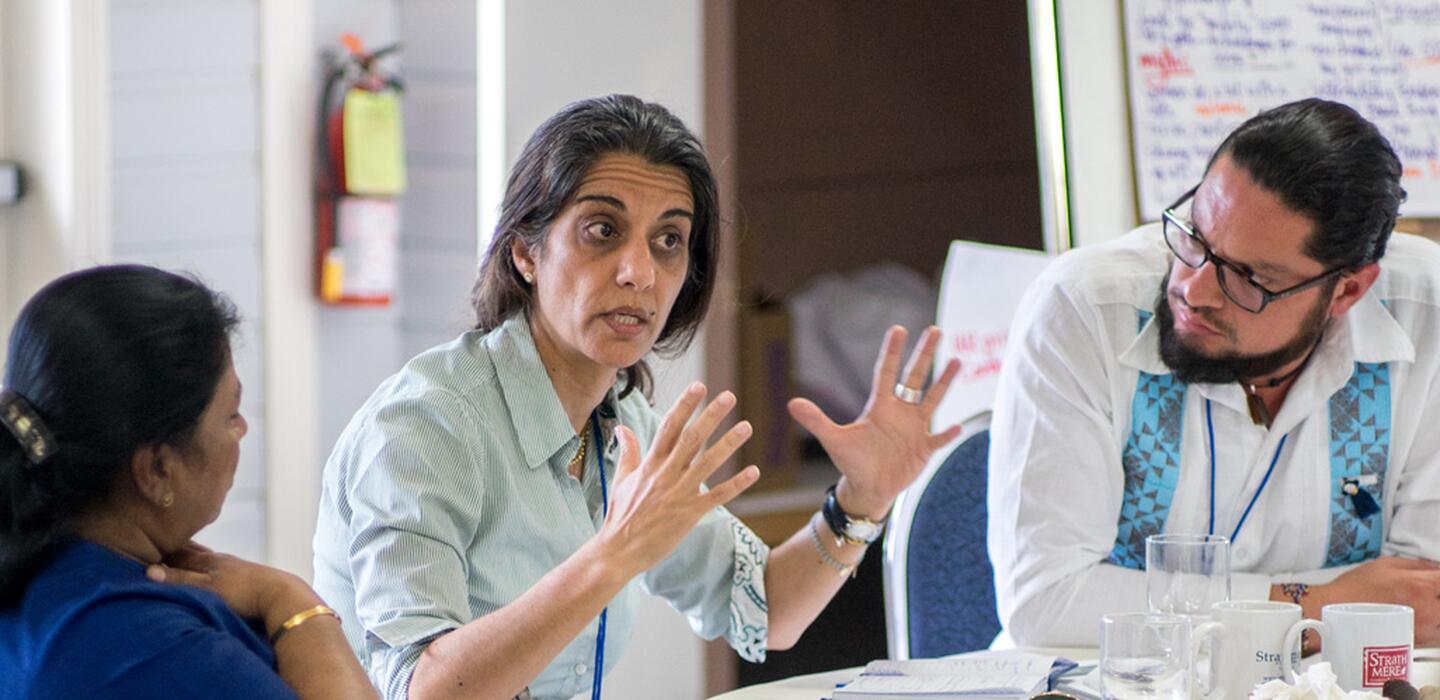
top-left (1161, 185), bottom-right (1349, 314)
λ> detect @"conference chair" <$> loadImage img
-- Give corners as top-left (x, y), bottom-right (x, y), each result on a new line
top-left (881, 412), bottom-right (999, 659)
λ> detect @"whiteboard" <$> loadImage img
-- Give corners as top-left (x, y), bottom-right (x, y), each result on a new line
top-left (1123, 0), bottom-right (1440, 218)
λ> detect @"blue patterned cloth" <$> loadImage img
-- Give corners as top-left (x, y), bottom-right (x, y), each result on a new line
top-left (1108, 316), bottom-right (1392, 569)
top-left (1109, 370), bottom-right (1188, 569)
top-left (1325, 362), bottom-right (1391, 566)
top-left (1110, 312), bottom-right (1188, 569)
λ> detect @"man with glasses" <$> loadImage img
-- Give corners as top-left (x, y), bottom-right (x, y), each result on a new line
top-left (988, 98), bottom-right (1440, 646)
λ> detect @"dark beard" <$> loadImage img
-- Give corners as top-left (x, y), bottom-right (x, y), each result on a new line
top-left (1155, 274), bottom-right (1332, 385)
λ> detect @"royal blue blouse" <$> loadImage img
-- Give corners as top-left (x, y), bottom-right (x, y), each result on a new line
top-left (0, 538), bottom-right (298, 699)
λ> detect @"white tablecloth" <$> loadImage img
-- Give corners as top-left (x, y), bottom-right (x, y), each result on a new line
top-left (710, 648), bottom-right (1440, 699)
top-left (710, 648), bottom-right (1092, 700)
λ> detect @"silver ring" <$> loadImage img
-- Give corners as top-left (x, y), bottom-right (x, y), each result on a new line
top-left (892, 383), bottom-right (923, 405)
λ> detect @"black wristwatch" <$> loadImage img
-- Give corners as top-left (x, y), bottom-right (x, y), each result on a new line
top-left (822, 484), bottom-right (886, 546)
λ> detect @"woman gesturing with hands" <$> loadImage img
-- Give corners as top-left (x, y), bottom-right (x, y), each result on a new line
top-left (765, 324), bottom-right (961, 648)
top-left (596, 386), bottom-right (759, 576)
top-left (793, 325), bottom-right (963, 521)
top-left (312, 95), bottom-right (960, 700)
top-left (393, 386), bottom-right (758, 700)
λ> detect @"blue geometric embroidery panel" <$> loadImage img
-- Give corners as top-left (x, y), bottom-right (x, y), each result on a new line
top-left (1325, 362), bottom-right (1391, 567)
top-left (1109, 311), bottom-right (1187, 570)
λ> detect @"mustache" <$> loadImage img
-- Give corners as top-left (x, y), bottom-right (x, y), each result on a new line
top-left (1167, 287), bottom-right (1236, 340)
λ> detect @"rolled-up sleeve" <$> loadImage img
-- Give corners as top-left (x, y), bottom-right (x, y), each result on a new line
top-left (344, 390), bottom-right (482, 699)
top-left (640, 507), bottom-right (770, 662)
top-left (619, 399), bottom-right (771, 662)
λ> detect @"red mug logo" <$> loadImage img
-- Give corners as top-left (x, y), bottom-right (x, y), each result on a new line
top-left (1363, 645), bottom-right (1410, 687)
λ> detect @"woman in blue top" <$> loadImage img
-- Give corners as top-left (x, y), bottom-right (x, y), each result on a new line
top-left (0, 266), bottom-right (375, 699)
top-left (314, 94), bottom-right (964, 699)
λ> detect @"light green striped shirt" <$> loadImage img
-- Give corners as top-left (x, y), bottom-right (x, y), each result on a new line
top-left (313, 315), bottom-right (769, 700)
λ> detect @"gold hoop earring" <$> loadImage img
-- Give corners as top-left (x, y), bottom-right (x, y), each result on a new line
top-left (161, 492), bottom-right (174, 508)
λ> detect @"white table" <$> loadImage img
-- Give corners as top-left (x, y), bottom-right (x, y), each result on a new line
top-left (709, 648), bottom-right (1093, 700)
top-left (709, 649), bottom-right (1440, 699)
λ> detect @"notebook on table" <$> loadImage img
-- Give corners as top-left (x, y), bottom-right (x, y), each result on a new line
top-left (831, 652), bottom-right (1078, 700)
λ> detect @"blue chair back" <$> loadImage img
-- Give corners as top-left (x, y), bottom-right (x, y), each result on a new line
top-left (882, 414), bottom-right (1000, 659)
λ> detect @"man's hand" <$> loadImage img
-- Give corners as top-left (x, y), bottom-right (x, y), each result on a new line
top-left (1281, 557), bottom-right (1440, 646)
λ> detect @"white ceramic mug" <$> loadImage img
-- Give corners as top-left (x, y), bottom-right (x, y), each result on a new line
top-left (1191, 600), bottom-right (1302, 699)
top-left (1282, 603), bottom-right (1413, 691)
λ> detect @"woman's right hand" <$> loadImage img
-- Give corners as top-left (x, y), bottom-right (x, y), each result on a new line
top-left (146, 541), bottom-right (324, 638)
top-left (596, 382), bottom-right (761, 576)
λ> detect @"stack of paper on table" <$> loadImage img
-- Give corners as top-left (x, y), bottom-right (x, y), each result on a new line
top-left (832, 652), bottom-right (1078, 699)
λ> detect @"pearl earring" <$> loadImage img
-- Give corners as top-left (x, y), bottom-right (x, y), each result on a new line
top-left (522, 271), bottom-right (534, 284)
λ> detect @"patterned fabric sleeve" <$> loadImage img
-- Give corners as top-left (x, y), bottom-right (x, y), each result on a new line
top-left (637, 506), bottom-right (772, 662)
top-left (620, 390), bottom-right (771, 661)
top-left (726, 517), bottom-right (770, 662)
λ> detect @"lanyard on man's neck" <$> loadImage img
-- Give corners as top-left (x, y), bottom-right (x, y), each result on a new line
top-left (1205, 399), bottom-right (1288, 542)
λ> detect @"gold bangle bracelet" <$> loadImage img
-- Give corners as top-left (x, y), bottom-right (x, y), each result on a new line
top-left (269, 604), bottom-right (340, 645)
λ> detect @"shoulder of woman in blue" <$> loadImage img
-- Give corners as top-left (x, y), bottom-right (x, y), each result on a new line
top-left (1, 539), bottom-right (287, 698)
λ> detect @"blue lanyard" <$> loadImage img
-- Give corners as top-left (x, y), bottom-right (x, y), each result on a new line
top-left (1205, 399), bottom-right (1287, 542)
top-left (590, 412), bottom-right (608, 700)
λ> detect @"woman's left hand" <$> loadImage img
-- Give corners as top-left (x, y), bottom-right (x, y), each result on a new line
top-left (147, 540), bottom-right (322, 634)
top-left (787, 325), bottom-right (962, 520)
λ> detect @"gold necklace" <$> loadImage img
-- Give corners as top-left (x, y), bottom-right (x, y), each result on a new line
top-left (568, 421), bottom-right (592, 472)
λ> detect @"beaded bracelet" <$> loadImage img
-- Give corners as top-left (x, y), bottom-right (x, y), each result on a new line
top-left (1280, 582), bottom-right (1310, 605)
top-left (1280, 583), bottom-right (1314, 652)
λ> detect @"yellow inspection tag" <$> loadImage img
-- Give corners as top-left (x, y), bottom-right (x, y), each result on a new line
top-left (320, 248), bottom-right (345, 302)
top-left (342, 89), bottom-right (406, 195)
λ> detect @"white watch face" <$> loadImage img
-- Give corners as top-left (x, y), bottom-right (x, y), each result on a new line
top-left (845, 519), bottom-right (883, 543)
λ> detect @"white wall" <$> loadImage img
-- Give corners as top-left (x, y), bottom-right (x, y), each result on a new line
top-left (398, 0), bottom-right (480, 358)
top-left (1054, 0), bottom-right (1140, 247)
top-left (259, 0), bottom-right (323, 579)
top-left (109, 0), bottom-right (269, 563)
top-left (0, 0), bottom-right (110, 369)
top-left (498, 2), bottom-right (709, 697)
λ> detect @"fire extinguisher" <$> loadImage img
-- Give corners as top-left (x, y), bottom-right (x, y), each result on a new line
top-left (316, 34), bottom-right (404, 305)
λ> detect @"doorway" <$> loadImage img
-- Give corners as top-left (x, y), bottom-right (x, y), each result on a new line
top-left (706, 0), bottom-right (1044, 688)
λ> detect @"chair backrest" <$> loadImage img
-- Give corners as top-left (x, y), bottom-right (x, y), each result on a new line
top-left (882, 411), bottom-right (998, 659)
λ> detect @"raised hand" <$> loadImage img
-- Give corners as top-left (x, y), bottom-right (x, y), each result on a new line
top-left (787, 325), bottom-right (962, 519)
top-left (596, 382), bottom-right (761, 575)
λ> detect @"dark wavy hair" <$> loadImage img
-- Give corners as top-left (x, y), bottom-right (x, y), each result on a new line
top-left (0, 265), bottom-right (239, 606)
top-left (1207, 97), bottom-right (1407, 269)
top-left (471, 94), bottom-right (720, 399)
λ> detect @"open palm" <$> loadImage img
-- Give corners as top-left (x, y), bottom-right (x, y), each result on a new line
top-left (787, 325), bottom-right (962, 518)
